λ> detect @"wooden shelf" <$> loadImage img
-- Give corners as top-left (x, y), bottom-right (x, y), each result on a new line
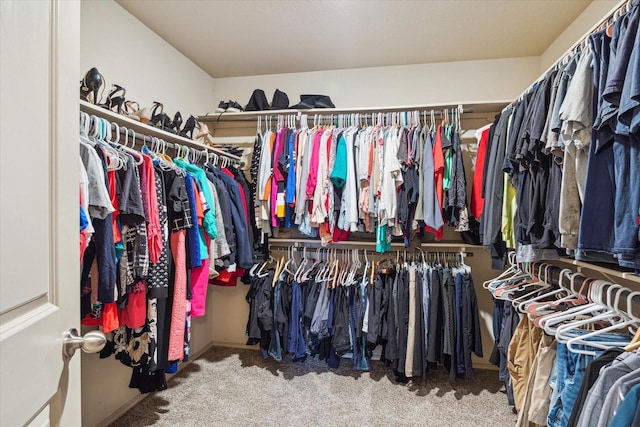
top-left (551, 257), bottom-right (640, 285)
top-left (199, 101), bottom-right (509, 123)
top-left (80, 100), bottom-right (242, 161)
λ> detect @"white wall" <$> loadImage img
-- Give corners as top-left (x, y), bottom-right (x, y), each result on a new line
top-left (80, 2), bottom-right (218, 426)
top-left (213, 57), bottom-right (541, 110)
top-left (539, 0), bottom-right (621, 72)
top-left (80, 0), bottom-right (217, 118)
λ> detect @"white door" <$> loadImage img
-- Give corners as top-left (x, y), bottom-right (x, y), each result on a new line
top-left (0, 1), bottom-right (84, 426)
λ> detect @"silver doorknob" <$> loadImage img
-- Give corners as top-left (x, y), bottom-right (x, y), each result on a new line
top-left (63, 328), bottom-right (106, 359)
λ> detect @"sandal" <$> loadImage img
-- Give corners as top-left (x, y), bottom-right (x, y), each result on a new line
top-left (80, 67), bottom-right (105, 104)
top-left (179, 115), bottom-right (197, 139)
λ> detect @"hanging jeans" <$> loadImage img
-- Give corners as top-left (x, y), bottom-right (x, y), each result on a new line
top-left (351, 279), bottom-right (370, 371)
top-left (268, 279), bottom-right (283, 362)
top-left (287, 280), bottom-right (306, 361)
top-left (547, 332), bottom-right (631, 427)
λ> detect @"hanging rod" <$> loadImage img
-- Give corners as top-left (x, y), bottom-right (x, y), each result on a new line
top-left (199, 104), bottom-right (475, 124)
top-left (268, 238), bottom-right (475, 254)
top-left (269, 244), bottom-right (472, 257)
top-left (80, 100), bottom-right (243, 162)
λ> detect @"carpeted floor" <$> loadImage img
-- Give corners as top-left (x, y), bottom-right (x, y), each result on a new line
top-left (110, 346), bottom-right (516, 427)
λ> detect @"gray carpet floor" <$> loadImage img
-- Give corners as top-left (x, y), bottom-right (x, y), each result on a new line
top-left (110, 346), bottom-right (517, 427)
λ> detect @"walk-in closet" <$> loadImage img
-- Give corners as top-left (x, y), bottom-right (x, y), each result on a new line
top-left (0, 1), bottom-right (639, 426)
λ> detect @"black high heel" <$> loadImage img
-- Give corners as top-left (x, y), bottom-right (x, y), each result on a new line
top-left (150, 112), bottom-right (175, 134)
top-left (149, 102), bottom-right (164, 123)
top-left (172, 112), bottom-right (183, 134)
top-left (107, 84), bottom-right (126, 114)
top-left (81, 67), bottom-right (104, 104)
top-left (179, 116), bottom-right (197, 139)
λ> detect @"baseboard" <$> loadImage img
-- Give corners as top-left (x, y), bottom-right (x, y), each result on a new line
top-left (211, 341), bottom-right (500, 372)
top-left (94, 341), bottom-right (215, 427)
top-left (474, 362), bottom-right (499, 371)
top-left (211, 340), bottom-right (259, 350)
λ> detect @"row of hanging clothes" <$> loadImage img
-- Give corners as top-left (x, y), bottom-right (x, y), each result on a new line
top-left (486, 253), bottom-right (640, 427)
top-left (79, 111), bottom-right (252, 393)
top-left (475, 0), bottom-right (640, 271)
top-left (249, 108), bottom-right (474, 252)
top-left (245, 246), bottom-right (483, 382)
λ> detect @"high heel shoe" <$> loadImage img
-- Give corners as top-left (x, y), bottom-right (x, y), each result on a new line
top-left (80, 67), bottom-right (104, 104)
top-left (150, 112), bottom-right (175, 134)
top-left (148, 102), bottom-right (164, 124)
top-left (106, 84), bottom-right (126, 114)
top-left (172, 112), bottom-right (183, 134)
top-left (123, 101), bottom-right (139, 116)
top-left (127, 101), bottom-right (160, 124)
top-left (179, 115), bottom-right (197, 139)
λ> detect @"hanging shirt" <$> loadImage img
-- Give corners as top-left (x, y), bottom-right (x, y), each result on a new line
top-left (470, 126), bottom-right (490, 219)
top-left (174, 158), bottom-right (217, 242)
top-left (378, 127), bottom-right (403, 227)
top-left (422, 128), bottom-right (444, 234)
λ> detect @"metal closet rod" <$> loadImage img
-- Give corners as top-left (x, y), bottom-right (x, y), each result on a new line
top-left (269, 245), bottom-right (472, 257)
top-left (202, 106), bottom-right (472, 123)
top-left (268, 238), bottom-right (475, 254)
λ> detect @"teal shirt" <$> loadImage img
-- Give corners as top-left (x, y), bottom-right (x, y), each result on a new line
top-left (174, 159), bottom-right (218, 241)
top-left (330, 134), bottom-right (347, 188)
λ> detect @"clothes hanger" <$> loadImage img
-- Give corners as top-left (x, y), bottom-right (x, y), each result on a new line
top-left (543, 280), bottom-right (617, 336)
top-left (493, 268), bottom-right (541, 300)
top-left (489, 263), bottom-right (533, 298)
top-left (483, 252), bottom-right (518, 289)
top-left (516, 267), bottom-right (571, 314)
top-left (555, 282), bottom-right (628, 338)
top-left (529, 272), bottom-right (589, 326)
top-left (531, 271), bottom-right (591, 322)
top-left (294, 247), bottom-right (308, 282)
top-left (506, 264), bottom-right (554, 307)
top-left (563, 289), bottom-right (638, 356)
top-left (111, 123), bottom-right (144, 166)
top-left (96, 119), bottom-right (125, 171)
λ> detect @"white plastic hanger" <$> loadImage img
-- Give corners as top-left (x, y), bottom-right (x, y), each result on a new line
top-left (564, 290), bottom-right (638, 355)
top-left (517, 267), bottom-right (572, 315)
top-left (538, 276), bottom-right (602, 334)
top-left (550, 281), bottom-right (620, 339)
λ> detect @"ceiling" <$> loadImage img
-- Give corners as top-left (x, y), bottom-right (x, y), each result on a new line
top-left (116, 0), bottom-right (592, 79)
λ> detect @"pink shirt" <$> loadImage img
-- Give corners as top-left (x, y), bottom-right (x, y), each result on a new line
top-left (141, 154), bottom-right (162, 263)
top-left (305, 129), bottom-right (323, 199)
top-left (168, 230), bottom-right (188, 360)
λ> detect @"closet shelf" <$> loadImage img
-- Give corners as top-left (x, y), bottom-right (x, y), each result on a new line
top-left (198, 101), bottom-right (509, 123)
top-left (552, 257), bottom-right (640, 285)
top-left (80, 100), bottom-right (241, 160)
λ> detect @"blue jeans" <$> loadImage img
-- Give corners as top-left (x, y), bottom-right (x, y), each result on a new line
top-left (268, 281), bottom-right (283, 362)
top-left (422, 268), bottom-right (430, 356)
top-left (287, 280), bottom-right (307, 360)
top-left (548, 332), bottom-right (630, 427)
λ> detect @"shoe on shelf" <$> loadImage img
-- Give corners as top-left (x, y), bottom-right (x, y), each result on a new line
top-left (100, 84), bottom-right (126, 113)
top-left (216, 101), bottom-right (229, 113)
top-left (179, 115), bottom-right (197, 139)
top-left (172, 111), bottom-right (183, 134)
top-left (125, 101), bottom-right (154, 123)
top-left (80, 67), bottom-right (105, 104)
top-left (145, 101), bottom-right (164, 126)
top-left (226, 101), bottom-right (243, 113)
top-left (149, 105), bottom-right (175, 134)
